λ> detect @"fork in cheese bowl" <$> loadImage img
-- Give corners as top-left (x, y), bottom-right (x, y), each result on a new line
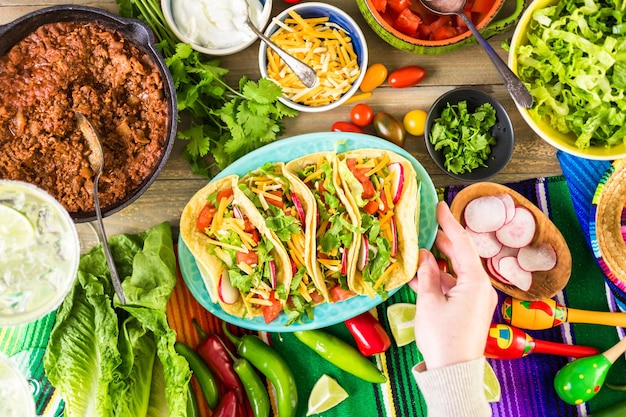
top-left (259, 2), bottom-right (368, 112)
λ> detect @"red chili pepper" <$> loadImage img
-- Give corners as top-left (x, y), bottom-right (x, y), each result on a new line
top-left (344, 310), bottom-right (391, 356)
top-left (212, 390), bottom-right (245, 417)
top-left (193, 320), bottom-right (246, 404)
top-left (522, 300), bottom-right (554, 317)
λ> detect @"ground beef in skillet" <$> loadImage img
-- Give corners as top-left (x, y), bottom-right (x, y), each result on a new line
top-left (0, 21), bottom-right (168, 213)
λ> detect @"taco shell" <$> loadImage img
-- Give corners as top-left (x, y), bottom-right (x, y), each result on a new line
top-left (337, 149), bottom-right (420, 295)
top-left (180, 175), bottom-right (292, 319)
top-left (286, 152), bottom-right (361, 298)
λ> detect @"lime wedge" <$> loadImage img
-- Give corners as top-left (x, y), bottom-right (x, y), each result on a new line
top-left (386, 303), bottom-right (416, 347)
top-left (484, 360), bottom-right (501, 403)
top-left (307, 374), bottom-right (349, 416)
top-left (0, 205), bottom-right (34, 250)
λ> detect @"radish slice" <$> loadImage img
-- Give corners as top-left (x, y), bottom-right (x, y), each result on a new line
top-left (292, 192), bottom-right (306, 228)
top-left (464, 196), bottom-right (507, 233)
top-left (517, 242), bottom-right (557, 272)
top-left (358, 235), bottom-right (369, 271)
top-left (498, 256), bottom-right (533, 291)
top-left (495, 194), bottom-right (516, 224)
top-left (269, 260), bottom-right (277, 288)
top-left (486, 257), bottom-right (511, 285)
top-left (388, 162), bottom-right (405, 204)
top-left (390, 216), bottom-right (398, 257)
top-left (232, 204), bottom-right (244, 220)
top-left (340, 249), bottom-right (348, 275)
top-left (218, 270), bottom-right (240, 304)
top-left (495, 207), bottom-right (536, 248)
top-left (491, 245), bottom-right (519, 267)
top-left (466, 228), bottom-right (502, 259)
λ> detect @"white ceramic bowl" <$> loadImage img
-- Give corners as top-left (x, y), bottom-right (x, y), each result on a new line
top-left (161, 0), bottom-right (272, 56)
top-left (258, 2), bottom-right (368, 113)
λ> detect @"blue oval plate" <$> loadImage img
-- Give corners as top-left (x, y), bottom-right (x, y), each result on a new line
top-left (177, 132), bottom-right (438, 331)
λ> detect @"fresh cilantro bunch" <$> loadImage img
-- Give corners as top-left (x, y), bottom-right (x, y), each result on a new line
top-left (429, 100), bottom-right (497, 175)
top-left (117, 0), bottom-right (298, 177)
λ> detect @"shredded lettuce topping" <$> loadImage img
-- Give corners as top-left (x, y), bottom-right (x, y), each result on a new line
top-left (516, 0), bottom-right (626, 149)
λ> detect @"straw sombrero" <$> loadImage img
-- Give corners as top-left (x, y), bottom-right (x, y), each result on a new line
top-left (592, 159), bottom-right (626, 288)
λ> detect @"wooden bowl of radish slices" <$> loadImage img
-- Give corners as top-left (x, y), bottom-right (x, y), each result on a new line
top-left (450, 182), bottom-right (572, 301)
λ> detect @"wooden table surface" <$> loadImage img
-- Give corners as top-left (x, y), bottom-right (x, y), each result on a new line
top-left (0, 0), bottom-right (562, 248)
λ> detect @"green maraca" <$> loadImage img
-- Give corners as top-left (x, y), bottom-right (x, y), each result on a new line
top-left (554, 336), bottom-right (626, 405)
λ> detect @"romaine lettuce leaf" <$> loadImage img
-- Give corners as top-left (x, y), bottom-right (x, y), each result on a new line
top-left (44, 222), bottom-right (191, 417)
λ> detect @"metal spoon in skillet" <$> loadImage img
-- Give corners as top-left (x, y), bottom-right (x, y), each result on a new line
top-left (76, 112), bottom-right (127, 305)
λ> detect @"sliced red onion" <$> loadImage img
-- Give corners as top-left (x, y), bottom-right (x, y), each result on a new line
top-left (388, 162), bottom-right (405, 204)
top-left (218, 270), bottom-right (239, 305)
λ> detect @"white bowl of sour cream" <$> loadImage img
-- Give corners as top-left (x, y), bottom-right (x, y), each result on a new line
top-left (161, 0), bottom-right (272, 56)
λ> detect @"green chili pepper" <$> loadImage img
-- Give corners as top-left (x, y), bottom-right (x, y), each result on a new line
top-left (175, 341), bottom-right (220, 410)
top-left (234, 356), bottom-right (271, 417)
top-left (293, 329), bottom-right (387, 383)
top-left (186, 382), bottom-right (199, 417)
top-left (222, 323), bottom-right (298, 417)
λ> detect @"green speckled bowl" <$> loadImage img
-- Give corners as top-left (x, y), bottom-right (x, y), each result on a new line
top-left (356, 0), bottom-right (527, 55)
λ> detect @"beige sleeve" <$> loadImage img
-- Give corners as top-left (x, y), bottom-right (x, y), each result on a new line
top-left (412, 357), bottom-right (493, 417)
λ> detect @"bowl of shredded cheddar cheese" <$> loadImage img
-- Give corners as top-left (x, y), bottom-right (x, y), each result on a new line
top-left (258, 2), bottom-right (368, 112)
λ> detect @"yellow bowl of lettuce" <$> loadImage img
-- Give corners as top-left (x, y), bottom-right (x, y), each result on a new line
top-left (509, 0), bottom-right (626, 160)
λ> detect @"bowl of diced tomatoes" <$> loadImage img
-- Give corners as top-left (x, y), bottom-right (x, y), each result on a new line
top-left (356, 0), bottom-right (523, 55)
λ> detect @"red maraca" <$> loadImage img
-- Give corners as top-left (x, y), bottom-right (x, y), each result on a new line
top-left (486, 323), bottom-right (600, 360)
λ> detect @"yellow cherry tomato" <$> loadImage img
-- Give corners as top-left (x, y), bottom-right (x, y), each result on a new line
top-left (360, 63), bottom-right (388, 93)
top-left (403, 109), bottom-right (428, 136)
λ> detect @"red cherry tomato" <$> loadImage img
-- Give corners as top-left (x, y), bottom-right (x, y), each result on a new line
top-left (373, 112), bottom-right (405, 146)
top-left (388, 66), bottom-right (427, 88)
top-left (331, 121), bottom-right (364, 133)
top-left (350, 103), bottom-right (374, 127)
top-left (360, 63), bottom-right (388, 93)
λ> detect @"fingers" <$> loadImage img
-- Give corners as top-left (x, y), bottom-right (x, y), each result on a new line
top-left (434, 201), bottom-right (485, 280)
top-left (415, 249), bottom-right (448, 299)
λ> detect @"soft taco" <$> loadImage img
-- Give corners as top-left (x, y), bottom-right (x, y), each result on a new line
top-left (179, 175), bottom-right (292, 321)
top-left (285, 152), bottom-right (362, 302)
top-left (236, 162), bottom-right (328, 324)
top-left (337, 149), bottom-right (420, 297)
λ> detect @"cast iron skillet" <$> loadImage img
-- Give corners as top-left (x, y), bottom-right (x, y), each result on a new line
top-left (0, 5), bottom-right (177, 223)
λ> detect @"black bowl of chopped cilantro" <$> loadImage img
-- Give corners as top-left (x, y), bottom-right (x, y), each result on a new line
top-left (425, 88), bottom-right (514, 182)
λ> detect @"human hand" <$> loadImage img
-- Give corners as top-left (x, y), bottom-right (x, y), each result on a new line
top-left (409, 201), bottom-right (497, 370)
